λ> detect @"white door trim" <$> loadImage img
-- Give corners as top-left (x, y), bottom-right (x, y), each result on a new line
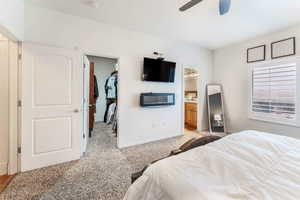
top-left (82, 55), bottom-right (90, 155)
top-left (181, 66), bottom-right (201, 134)
top-left (8, 41), bottom-right (21, 175)
top-left (83, 52), bottom-right (120, 148)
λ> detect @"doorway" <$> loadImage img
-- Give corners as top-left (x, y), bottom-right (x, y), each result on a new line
top-left (83, 55), bottom-right (119, 154)
top-left (183, 67), bottom-right (200, 136)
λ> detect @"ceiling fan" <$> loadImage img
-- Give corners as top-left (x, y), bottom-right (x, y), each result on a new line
top-left (179, 0), bottom-right (231, 15)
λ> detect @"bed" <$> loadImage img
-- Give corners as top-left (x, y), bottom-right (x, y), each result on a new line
top-left (123, 130), bottom-right (300, 200)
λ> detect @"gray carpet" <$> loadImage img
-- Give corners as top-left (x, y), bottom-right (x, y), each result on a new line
top-left (0, 123), bottom-right (203, 200)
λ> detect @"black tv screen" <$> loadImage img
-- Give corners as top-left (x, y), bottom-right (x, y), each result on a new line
top-left (143, 58), bottom-right (176, 82)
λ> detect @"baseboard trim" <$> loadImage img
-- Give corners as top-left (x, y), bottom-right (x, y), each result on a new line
top-left (0, 162), bottom-right (8, 175)
top-left (118, 132), bottom-right (184, 148)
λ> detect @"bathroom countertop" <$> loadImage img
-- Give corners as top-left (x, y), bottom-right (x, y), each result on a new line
top-left (184, 100), bottom-right (198, 104)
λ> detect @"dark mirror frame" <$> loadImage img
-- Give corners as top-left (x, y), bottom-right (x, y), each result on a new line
top-left (206, 84), bottom-right (226, 133)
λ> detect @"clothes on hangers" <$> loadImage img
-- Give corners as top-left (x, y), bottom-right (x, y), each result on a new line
top-left (105, 72), bottom-right (118, 99)
top-left (104, 99), bottom-right (116, 123)
top-left (104, 71), bottom-right (118, 123)
top-left (112, 105), bottom-right (118, 136)
top-left (106, 103), bottom-right (116, 124)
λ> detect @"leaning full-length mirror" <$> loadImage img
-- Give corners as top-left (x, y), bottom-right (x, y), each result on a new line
top-left (207, 84), bottom-right (226, 133)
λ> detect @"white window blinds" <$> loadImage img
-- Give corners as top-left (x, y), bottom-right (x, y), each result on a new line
top-left (252, 63), bottom-right (296, 120)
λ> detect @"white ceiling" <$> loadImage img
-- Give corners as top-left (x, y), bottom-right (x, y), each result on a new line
top-left (27, 0), bottom-right (300, 49)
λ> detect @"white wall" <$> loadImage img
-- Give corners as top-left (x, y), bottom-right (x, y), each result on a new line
top-left (0, 35), bottom-right (9, 175)
top-left (0, 0), bottom-right (24, 40)
top-left (88, 56), bottom-right (117, 122)
top-left (25, 4), bottom-right (213, 147)
top-left (213, 24), bottom-right (300, 139)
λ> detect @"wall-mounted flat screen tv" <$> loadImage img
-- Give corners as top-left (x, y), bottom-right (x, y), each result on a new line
top-left (143, 57), bottom-right (176, 82)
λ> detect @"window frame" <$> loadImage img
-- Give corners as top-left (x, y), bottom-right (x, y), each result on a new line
top-left (248, 57), bottom-right (300, 127)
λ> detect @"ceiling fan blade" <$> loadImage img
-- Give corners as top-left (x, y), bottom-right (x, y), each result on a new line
top-left (219, 0), bottom-right (231, 15)
top-left (179, 0), bottom-right (203, 12)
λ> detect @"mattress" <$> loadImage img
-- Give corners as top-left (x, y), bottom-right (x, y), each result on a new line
top-left (123, 130), bottom-right (300, 200)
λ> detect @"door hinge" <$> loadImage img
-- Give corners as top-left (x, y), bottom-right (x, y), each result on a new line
top-left (18, 147), bottom-right (21, 154)
top-left (18, 54), bottom-right (22, 60)
top-left (18, 100), bottom-right (22, 107)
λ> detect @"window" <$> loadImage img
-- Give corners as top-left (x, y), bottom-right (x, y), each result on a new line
top-left (249, 59), bottom-right (300, 126)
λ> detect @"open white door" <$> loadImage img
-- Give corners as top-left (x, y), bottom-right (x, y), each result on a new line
top-left (21, 43), bottom-right (83, 172)
top-left (82, 55), bottom-right (90, 155)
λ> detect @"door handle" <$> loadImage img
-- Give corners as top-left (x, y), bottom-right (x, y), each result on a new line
top-left (74, 109), bottom-right (80, 113)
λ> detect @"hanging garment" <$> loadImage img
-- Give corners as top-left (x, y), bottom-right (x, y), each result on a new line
top-left (94, 75), bottom-right (99, 99)
top-left (112, 104), bottom-right (118, 136)
top-left (105, 73), bottom-right (118, 99)
top-left (106, 103), bottom-right (116, 124)
top-left (89, 74), bottom-right (99, 137)
top-left (104, 99), bottom-right (116, 122)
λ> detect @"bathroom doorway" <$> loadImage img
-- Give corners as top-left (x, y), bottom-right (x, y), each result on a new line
top-left (183, 67), bottom-right (200, 135)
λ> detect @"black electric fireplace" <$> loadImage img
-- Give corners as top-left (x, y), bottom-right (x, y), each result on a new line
top-left (140, 93), bottom-right (175, 107)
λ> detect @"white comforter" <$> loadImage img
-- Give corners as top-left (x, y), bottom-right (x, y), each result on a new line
top-left (123, 131), bottom-right (300, 200)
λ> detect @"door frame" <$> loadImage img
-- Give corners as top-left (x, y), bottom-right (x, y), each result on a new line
top-left (2, 36), bottom-right (21, 175)
top-left (0, 30), bottom-right (21, 175)
top-left (8, 41), bottom-right (21, 175)
top-left (181, 66), bottom-right (201, 134)
top-left (82, 56), bottom-right (90, 155)
top-left (82, 52), bottom-right (120, 152)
